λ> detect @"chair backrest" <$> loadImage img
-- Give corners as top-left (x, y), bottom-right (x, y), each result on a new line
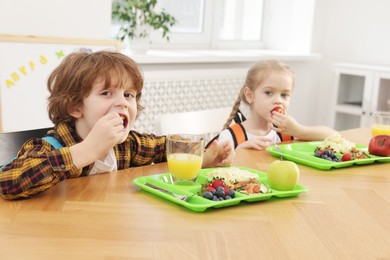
top-left (0, 127), bottom-right (53, 166)
top-left (154, 107), bottom-right (232, 138)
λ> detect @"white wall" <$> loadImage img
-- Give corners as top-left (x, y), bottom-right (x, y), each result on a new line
top-left (2, 0), bottom-right (390, 132)
top-left (0, 0), bottom-right (111, 39)
top-left (312, 0), bottom-right (390, 126)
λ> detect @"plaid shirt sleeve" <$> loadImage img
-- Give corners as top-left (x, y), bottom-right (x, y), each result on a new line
top-left (128, 131), bottom-right (167, 167)
top-left (0, 138), bottom-right (81, 200)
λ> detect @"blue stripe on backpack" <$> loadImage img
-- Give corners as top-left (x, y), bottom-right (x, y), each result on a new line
top-left (0, 136), bottom-right (63, 170)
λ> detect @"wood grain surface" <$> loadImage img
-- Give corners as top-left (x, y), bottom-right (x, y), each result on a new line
top-left (1, 128), bottom-right (390, 259)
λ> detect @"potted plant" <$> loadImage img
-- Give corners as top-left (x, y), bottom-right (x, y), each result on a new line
top-left (112, 0), bottom-right (177, 53)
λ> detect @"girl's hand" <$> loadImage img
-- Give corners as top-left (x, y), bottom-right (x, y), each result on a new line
top-left (269, 112), bottom-right (300, 136)
top-left (237, 137), bottom-right (273, 151)
top-left (202, 140), bottom-right (235, 168)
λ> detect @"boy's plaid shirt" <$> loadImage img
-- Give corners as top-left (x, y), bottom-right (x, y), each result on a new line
top-left (0, 122), bottom-right (166, 200)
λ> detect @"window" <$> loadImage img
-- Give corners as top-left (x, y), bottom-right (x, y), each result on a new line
top-left (150, 0), bottom-right (264, 49)
top-left (111, 0), bottom-right (316, 53)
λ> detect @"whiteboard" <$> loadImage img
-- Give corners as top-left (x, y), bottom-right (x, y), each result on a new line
top-left (0, 42), bottom-right (117, 133)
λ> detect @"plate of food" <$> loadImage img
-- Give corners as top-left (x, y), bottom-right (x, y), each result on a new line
top-left (266, 133), bottom-right (390, 170)
top-left (133, 166), bottom-right (307, 212)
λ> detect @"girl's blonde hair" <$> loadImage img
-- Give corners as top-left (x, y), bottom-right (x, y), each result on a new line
top-left (47, 50), bottom-right (144, 126)
top-left (222, 59), bottom-right (294, 129)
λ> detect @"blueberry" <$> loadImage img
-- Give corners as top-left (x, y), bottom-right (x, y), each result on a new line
top-left (216, 189), bottom-right (225, 197)
top-left (212, 196), bottom-right (219, 201)
top-left (225, 195), bottom-right (232, 200)
top-left (203, 191), bottom-right (213, 200)
top-left (228, 189), bottom-right (235, 198)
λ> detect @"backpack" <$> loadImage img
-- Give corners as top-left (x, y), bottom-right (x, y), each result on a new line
top-left (0, 136), bottom-right (63, 170)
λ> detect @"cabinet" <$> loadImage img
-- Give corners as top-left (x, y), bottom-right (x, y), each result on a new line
top-left (332, 63), bottom-right (390, 131)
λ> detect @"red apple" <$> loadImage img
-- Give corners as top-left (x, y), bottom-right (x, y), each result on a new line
top-left (368, 135), bottom-right (390, 156)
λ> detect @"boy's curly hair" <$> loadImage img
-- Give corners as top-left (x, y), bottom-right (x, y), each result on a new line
top-left (47, 50), bottom-right (144, 126)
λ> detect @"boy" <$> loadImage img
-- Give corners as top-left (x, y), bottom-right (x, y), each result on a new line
top-left (0, 50), bottom-right (234, 200)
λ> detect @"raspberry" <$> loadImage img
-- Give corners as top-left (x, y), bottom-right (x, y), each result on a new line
top-left (341, 153), bottom-right (352, 161)
top-left (223, 186), bottom-right (230, 196)
top-left (206, 186), bottom-right (216, 192)
top-left (211, 179), bottom-right (225, 189)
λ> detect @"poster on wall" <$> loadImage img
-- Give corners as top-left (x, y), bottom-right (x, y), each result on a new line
top-left (0, 42), bottom-right (116, 133)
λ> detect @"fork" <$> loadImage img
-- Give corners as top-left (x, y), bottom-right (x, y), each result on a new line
top-left (273, 142), bottom-right (283, 160)
top-left (145, 183), bottom-right (194, 201)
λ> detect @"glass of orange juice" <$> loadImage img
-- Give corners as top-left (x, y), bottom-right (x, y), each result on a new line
top-left (166, 134), bottom-right (204, 185)
top-left (371, 111), bottom-right (390, 136)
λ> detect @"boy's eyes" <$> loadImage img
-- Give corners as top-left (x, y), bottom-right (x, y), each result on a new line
top-left (99, 90), bottom-right (136, 98)
top-left (124, 92), bottom-right (135, 98)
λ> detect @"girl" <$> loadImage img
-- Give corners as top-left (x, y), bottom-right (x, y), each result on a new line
top-left (218, 59), bottom-right (335, 150)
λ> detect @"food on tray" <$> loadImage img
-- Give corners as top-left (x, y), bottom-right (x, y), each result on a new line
top-left (368, 135), bottom-right (390, 156)
top-left (314, 133), bottom-right (369, 162)
top-left (314, 147), bottom-right (341, 162)
top-left (317, 132), bottom-right (355, 154)
top-left (200, 167), bottom-right (270, 199)
top-left (272, 106), bottom-right (285, 114)
top-left (200, 178), bottom-right (236, 201)
top-left (267, 160), bottom-right (300, 191)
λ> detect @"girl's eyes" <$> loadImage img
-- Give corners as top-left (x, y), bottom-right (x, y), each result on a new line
top-left (264, 91), bottom-right (290, 98)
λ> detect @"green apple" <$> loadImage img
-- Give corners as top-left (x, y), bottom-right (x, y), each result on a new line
top-left (267, 160), bottom-right (300, 191)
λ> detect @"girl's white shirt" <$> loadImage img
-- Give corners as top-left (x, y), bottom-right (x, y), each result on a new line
top-left (218, 127), bottom-right (281, 149)
top-left (89, 148), bottom-right (117, 175)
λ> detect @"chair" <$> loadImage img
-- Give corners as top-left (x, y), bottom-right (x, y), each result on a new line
top-left (0, 127), bottom-right (53, 166)
top-left (154, 107), bottom-right (232, 136)
top-left (154, 107), bottom-right (246, 145)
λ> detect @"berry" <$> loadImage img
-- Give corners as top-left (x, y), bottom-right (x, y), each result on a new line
top-left (215, 187), bottom-right (225, 197)
top-left (200, 178), bottom-right (236, 201)
top-left (341, 153), bottom-right (352, 161)
top-left (228, 189), bottom-right (235, 198)
top-left (203, 191), bottom-right (213, 200)
top-left (211, 179), bottom-right (225, 189)
top-left (206, 186), bottom-right (216, 192)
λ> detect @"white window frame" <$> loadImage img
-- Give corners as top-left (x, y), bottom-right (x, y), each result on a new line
top-left (112, 0), bottom-right (316, 53)
top-left (150, 0), bottom-right (265, 50)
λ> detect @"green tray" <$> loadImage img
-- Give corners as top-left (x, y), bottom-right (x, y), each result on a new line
top-left (266, 142), bottom-right (390, 170)
top-left (133, 167), bottom-right (308, 212)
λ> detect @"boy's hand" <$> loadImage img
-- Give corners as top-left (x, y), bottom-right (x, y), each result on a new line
top-left (70, 112), bottom-right (125, 168)
top-left (202, 140), bottom-right (235, 168)
top-left (85, 112), bottom-right (125, 156)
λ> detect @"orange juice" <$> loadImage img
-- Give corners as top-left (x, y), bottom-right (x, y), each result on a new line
top-left (167, 153), bottom-right (203, 180)
top-left (372, 124), bottom-right (390, 136)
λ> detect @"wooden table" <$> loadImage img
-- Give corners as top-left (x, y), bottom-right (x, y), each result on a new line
top-left (1, 128), bottom-right (390, 259)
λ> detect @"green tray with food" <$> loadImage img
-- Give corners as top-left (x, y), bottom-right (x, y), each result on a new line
top-left (133, 167), bottom-right (307, 212)
top-left (266, 133), bottom-right (390, 170)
